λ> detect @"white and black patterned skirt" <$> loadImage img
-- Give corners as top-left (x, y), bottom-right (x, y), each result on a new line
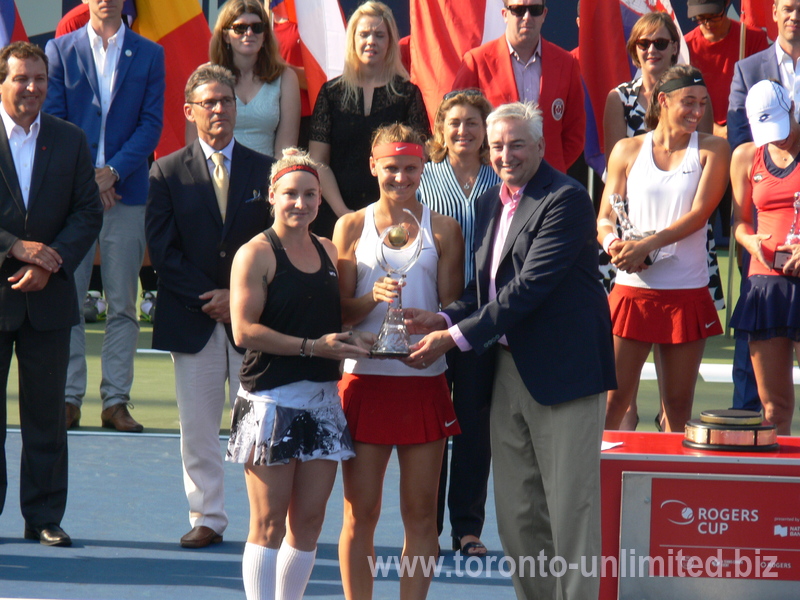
top-left (226, 381), bottom-right (355, 466)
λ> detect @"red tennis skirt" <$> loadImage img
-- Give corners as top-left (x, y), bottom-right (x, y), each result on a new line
top-left (609, 284), bottom-right (722, 344)
top-left (338, 372), bottom-right (460, 445)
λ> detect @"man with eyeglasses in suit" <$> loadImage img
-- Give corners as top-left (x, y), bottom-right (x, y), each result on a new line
top-left (146, 63), bottom-right (273, 549)
top-left (451, 0), bottom-right (585, 174)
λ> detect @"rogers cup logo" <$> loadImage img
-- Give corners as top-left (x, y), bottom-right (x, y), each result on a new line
top-left (551, 98), bottom-right (565, 121)
top-left (660, 499), bottom-right (694, 525)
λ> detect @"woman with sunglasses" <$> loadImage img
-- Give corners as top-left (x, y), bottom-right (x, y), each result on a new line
top-left (730, 80), bottom-right (800, 435)
top-left (598, 65), bottom-right (729, 432)
top-left (333, 123), bottom-right (464, 599)
top-left (309, 1), bottom-right (430, 238)
top-left (416, 89), bottom-right (499, 557)
top-left (208, 0), bottom-right (300, 156)
top-left (227, 149), bottom-right (374, 600)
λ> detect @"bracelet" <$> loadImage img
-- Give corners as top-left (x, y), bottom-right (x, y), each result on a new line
top-left (309, 339), bottom-right (317, 358)
top-left (602, 232), bottom-right (620, 254)
top-left (300, 337), bottom-right (308, 357)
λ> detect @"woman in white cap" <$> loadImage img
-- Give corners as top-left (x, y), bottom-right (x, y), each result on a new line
top-left (730, 79), bottom-right (800, 435)
top-left (598, 65), bottom-right (730, 432)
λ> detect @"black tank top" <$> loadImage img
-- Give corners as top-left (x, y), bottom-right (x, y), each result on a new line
top-left (239, 229), bottom-right (342, 392)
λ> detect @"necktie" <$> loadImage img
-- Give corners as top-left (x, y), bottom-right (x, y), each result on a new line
top-left (211, 152), bottom-right (229, 221)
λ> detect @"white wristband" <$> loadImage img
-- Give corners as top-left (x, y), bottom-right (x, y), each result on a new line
top-left (603, 232), bottom-right (620, 254)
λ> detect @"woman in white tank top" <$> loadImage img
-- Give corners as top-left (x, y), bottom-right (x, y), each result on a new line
top-left (597, 65), bottom-right (731, 433)
top-left (333, 124), bottom-right (465, 599)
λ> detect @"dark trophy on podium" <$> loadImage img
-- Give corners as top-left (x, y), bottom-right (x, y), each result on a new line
top-left (610, 193), bottom-right (661, 265)
top-left (370, 208), bottom-right (423, 358)
top-left (773, 192), bottom-right (800, 270)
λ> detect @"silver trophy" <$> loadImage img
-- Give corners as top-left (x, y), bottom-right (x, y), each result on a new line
top-left (610, 193), bottom-right (661, 265)
top-left (370, 208), bottom-right (423, 358)
top-left (774, 192), bottom-right (800, 269)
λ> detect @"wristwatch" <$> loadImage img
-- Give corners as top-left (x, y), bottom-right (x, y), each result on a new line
top-left (107, 165), bottom-right (120, 182)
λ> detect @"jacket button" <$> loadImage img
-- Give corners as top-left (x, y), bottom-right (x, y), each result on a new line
top-left (219, 251), bottom-right (226, 258)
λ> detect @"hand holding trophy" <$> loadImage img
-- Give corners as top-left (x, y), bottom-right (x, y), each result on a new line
top-left (773, 192), bottom-right (800, 270)
top-left (610, 193), bottom-right (662, 265)
top-left (370, 208), bottom-right (423, 357)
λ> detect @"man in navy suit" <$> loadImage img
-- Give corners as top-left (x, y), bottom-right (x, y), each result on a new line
top-left (146, 64), bottom-right (272, 549)
top-left (406, 102), bottom-right (615, 600)
top-left (0, 42), bottom-right (102, 546)
top-left (44, 0), bottom-right (165, 432)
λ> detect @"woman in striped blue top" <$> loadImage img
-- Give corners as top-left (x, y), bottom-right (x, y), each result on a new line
top-left (417, 90), bottom-right (499, 557)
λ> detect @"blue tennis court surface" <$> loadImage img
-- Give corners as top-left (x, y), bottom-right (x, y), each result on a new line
top-left (0, 431), bottom-right (513, 599)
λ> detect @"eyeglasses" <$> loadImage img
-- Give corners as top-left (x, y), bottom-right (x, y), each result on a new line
top-left (505, 4), bottom-right (546, 18)
top-left (635, 37), bottom-right (673, 51)
top-left (691, 12), bottom-right (725, 25)
top-left (443, 89), bottom-right (485, 101)
top-left (227, 22), bottom-right (266, 35)
top-left (188, 97), bottom-right (236, 111)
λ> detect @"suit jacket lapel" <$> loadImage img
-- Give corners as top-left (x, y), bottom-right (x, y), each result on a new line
top-left (75, 32), bottom-right (102, 106)
top-left (493, 37), bottom-right (520, 104)
top-left (224, 142), bottom-right (251, 237)
top-left (0, 125), bottom-right (24, 213)
top-left (27, 117), bottom-right (54, 211)
top-left (185, 140), bottom-right (224, 229)
top-left (111, 31), bottom-right (136, 104)
top-left (475, 191), bottom-right (502, 307)
top-left (499, 163), bottom-right (553, 265)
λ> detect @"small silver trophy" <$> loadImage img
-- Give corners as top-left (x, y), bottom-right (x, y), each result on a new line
top-left (610, 193), bottom-right (661, 265)
top-left (370, 208), bottom-right (424, 358)
top-left (773, 192), bottom-right (800, 269)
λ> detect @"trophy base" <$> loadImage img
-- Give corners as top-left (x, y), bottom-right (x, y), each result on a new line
top-left (369, 350), bottom-right (410, 359)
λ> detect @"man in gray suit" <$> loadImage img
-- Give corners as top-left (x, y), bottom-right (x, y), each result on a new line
top-left (0, 42), bottom-right (102, 546)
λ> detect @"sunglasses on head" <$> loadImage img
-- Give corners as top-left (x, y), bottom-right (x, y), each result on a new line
top-left (443, 89), bottom-right (485, 101)
top-left (505, 4), bottom-right (546, 18)
top-left (635, 37), bottom-right (672, 51)
top-left (227, 22), bottom-right (266, 35)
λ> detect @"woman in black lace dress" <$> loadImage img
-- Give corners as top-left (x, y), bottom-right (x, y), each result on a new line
top-left (308, 0), bottom-right (430, 237)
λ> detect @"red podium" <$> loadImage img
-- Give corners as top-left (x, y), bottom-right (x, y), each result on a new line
top-left (600, 431), bottom-right (800, 599)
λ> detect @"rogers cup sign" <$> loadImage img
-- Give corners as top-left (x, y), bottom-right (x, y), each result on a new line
top-left (649, 478), bottom-right (800, 580)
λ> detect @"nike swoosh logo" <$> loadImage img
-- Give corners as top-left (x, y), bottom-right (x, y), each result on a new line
top-left (705, 322), bottom-right (715, 329)
top-left (444, 419), bottom-right (457, 428)
top-left (395, 145), bottom-right (407, 151)
top-left (694, 78), bottom-right (702, 83)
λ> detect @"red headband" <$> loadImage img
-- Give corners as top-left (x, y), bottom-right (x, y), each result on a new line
top-left (271, 164), bottom-right (320, 185)
top-left (371, 142), bottom-right (425, 160)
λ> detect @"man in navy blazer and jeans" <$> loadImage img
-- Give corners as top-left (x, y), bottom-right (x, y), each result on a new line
top-left (44, 0), bottom-right (165, 432)
top-left (406, 102), bottom-right (615, 600)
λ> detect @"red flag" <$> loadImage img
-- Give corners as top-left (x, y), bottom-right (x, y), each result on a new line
top-left (579, 0), bottom-right (629, 154)
top-left (741, 0), bottom-right (777, 41)
top-left (133, 0), bottom-right (211, 157)
top-left (409, 0), bottom-right (506, 122)
top-left (272, 0), bottom-right (346, 110)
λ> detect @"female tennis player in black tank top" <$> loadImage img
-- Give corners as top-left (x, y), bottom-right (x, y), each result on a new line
top-left (227, 149), bottom-right (374, 600)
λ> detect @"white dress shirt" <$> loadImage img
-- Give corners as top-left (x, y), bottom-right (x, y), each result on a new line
top-left (87, 21), bottom-right (125, 168)
top-left (198, 137), bottom-right (235, 180)
top-left (508, 36), bottom-right (542, 104)
top-left (0, 104), bottom-right (41, 208)
top-left (776, 42), bottom-right (800, 123)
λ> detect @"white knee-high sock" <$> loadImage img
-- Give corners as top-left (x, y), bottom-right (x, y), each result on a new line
top-left (243, 543), bottom-right (279, 600)
top-left (276, 541), bottom-right (316, 600)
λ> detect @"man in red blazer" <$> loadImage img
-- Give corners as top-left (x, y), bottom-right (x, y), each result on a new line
top-left (451, 0), bottom-right (585, 173)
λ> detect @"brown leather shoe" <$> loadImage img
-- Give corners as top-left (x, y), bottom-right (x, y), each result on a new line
top-left (101, 403), bottom-right (143, 433)
top-left (180, 526), bottom-right (223, 549)
top-left (65, 403), bottom-right (81, 429)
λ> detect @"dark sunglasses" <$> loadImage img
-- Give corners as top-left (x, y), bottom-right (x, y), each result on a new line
top-left (227, 22), bottom-right (266, 35)
top-left (635, 37), bottom-right (672, 51)
top-left (443, 88), bottom-right (485, 101)
top-left (505, 4), bottom-right (546, 18)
